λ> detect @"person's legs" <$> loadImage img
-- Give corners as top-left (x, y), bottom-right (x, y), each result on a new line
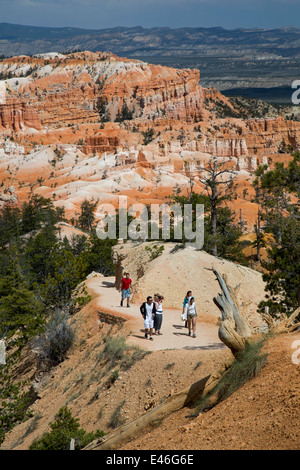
top-left (144, 315), bottom-right (154, 340)
top-left (192, 317), bottom-right (197, 337)
top-left (126, 289), bottom-right (130, 307)
top-left (120, 289), bottom-right (125, 306)
top-left (144, 317), bottom-right (150, 338)
top-left (156, 314), bottom-right (163, 334)
top-left (149, 316), bottom-right (154, 340)
top-left (154, 314), bottom-right (159, 334)
top-left (187, 317), bottom-right (192, 335)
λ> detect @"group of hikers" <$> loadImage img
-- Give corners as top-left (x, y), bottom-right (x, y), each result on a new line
top-left (119, 273), bottom-right (197, 341)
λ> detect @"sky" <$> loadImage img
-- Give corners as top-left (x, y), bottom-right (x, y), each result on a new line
top-left (0, 0), bottom-right (300, 30)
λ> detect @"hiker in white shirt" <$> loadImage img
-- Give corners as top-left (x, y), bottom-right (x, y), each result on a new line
top-left (184, 296), bottom-right (197, 338)
top-left (182, 290), bottom-right (192, 328)
top-left (154, 294), bottom-right (164, 335)
top-left (140, 296), bottom-right (156, 341)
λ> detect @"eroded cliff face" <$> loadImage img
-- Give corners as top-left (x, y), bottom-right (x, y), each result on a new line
top-left (0, 51), bottom-right (299, 230)
top-left (245, 117), bottom-right (300, 154)
top-left (0, 52), bottom-right (299, 154)
top-left (82, 134), bottom-right (121, 155)
top-left (100, 64), bottom-right (203, 122)
top-left (0, 100), bottom-right (41, 131)
top-left (0, 52), bottom-right (204, 129)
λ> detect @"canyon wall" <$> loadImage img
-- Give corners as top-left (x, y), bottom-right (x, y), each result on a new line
top-left (0, 100), bottom-right (41, 131)
top-left (0, 51), bottom-right (299, 230)
top-left (0, 52), bottom-right (204, 130)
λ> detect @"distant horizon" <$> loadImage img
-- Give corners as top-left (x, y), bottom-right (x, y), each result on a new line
top-left (1, 0), bottom-right (300, 31)
top-left (1, 21), bottom-right (299, 32)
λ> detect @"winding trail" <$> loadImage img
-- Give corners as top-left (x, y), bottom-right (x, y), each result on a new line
top-left (85, 274), bottom-right (226, 352)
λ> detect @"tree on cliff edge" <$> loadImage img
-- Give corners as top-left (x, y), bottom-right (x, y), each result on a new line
top-left (253, 154), bottom-right (300, 315)
top-left (198, 157), bottom-right (238, 257)
top-left (78, 199), bottom-right (98, 232)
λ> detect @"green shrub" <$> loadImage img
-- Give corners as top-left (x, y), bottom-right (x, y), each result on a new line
top-left (100, 336), bottom-right (150, 372)
top-left (196, 339), bottom-right (268, 414)
top-left (0, 359), bottom-right (32, 445)
top-left (145, 244), bottom-right (164, 260)
top-left (165, 362), bottom-right (175, 370)
top-left (29, 406), bottom-right (105, 450)
top-left (120, 345), bottom-right (150, 371)
top-left (33, 311), bottom-right (75, 368)
top-left (103, 335), bottom-right (127, 367)
top-left (142, 127), bottom-right (155, 145)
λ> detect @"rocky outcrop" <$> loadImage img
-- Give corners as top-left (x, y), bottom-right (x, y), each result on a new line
top-left (0, 100), bottom-right (41, 131)
top-left (245, 117), bottom-right (300, 154)
top-left (198, 137), bottom-right (248, 157)
top-left (101, 65), bottom-right (203, 122)
top-left (0, 53), bottom-right (204, 130)
top-left (0, 185), bottom-right (18, 207)
top-left (136, 150), bottom-right (154, 169)
top-left (0, 50), bottom-right (299, 235)
top-left (82, 134), bottom-right (121, 155)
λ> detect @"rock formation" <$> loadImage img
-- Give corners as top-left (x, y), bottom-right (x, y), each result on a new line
top-left (82, 134), bottom-right (121, 155)
top-left (0, 51), bottom-right (299, 230)
top-left (0, 185), bottom-right (18, 207)
top-left (0, 100), bottom-right (41, 131)
top-left (0, 52), bottom-right (204, 130)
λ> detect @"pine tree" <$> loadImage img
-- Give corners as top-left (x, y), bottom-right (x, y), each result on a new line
top-left (78, 199), bottom-right (97, 232)
top-left (198, 156), bottom-right (238, 257)
top-left (253, 154), bottom-right (300, 315)
top-left (29, 406), bottom-right (105, 450)
top-left (0, 244), bottom-right (45, 344)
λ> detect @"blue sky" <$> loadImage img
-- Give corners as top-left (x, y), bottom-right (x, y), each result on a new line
top-left (0, 0), bottom-right (300, 30)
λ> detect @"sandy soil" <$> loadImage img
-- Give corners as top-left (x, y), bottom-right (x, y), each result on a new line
top-left (119, 332), bottom-right (300, 450)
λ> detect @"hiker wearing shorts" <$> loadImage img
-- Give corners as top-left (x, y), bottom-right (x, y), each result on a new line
top-left (120, 272), bottom-right (132, 307)
top-left (184, 296), bottom-right (198, 338)
top-left (140, 296), bottom-right (156, 341)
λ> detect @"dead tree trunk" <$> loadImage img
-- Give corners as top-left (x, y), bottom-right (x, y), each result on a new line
top-left (262, 306), bottom-right (300, 334)
top-left (213, 269), bottom-right (252, 356)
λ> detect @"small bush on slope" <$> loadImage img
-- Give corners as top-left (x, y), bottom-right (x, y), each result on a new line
top-left (0, 358), bottom-right (32, 445)
top-left (196, 338), bottom-right (268, 414)
top-left (32, 311), bottom-right (76, 368)
top-left (100, 335), bottom-right (151, 371)
top-left (29, 406), bottom-right (105, 450)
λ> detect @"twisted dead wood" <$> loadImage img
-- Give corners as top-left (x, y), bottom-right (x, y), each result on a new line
top-left (213, 269), bottom-right (252, 356)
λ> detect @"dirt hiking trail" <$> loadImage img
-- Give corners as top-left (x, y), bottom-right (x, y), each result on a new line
top-left (86, 274), bottom-right (225, 353)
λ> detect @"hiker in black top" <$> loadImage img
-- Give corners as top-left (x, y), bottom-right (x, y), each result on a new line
top-left (140, 296), bottom-right (156, 340)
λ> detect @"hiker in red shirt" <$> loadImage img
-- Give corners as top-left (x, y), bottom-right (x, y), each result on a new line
top-left (119, 272), bottom-right (132, 307)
